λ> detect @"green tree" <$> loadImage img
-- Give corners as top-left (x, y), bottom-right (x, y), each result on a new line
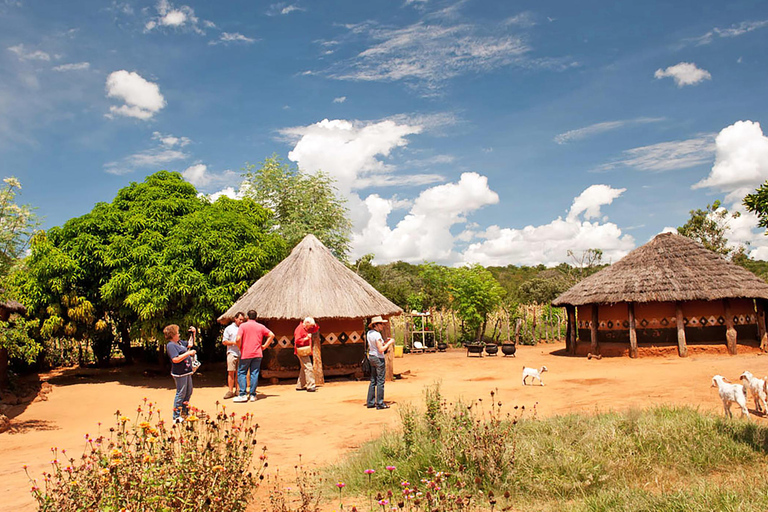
top-left (0, 177), bottom-right (40, 388)
top-left (448, 264), bottom-right (505, 342)
top-left (677, 200), bottom-right (740, 257)
top-left (242, 155), bottom-right (352, 259)
top-left (15, 171), bottom-right (286, 366)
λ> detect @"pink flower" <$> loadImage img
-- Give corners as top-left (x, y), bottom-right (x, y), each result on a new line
top-left (378, 499), bottom-right (389, 506)
top-left (386, 465), bottom-right (396, 471)
top-left (336, 482), bottom-right (346, 489)
top-left (365, 469), bottom-right (375, 474)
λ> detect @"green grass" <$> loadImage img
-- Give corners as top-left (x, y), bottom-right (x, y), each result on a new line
top-left (327, 386), bottom-right (768, 511)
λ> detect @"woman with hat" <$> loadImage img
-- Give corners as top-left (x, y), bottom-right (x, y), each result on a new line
top-left (366, 316), bottom-right (395, 410)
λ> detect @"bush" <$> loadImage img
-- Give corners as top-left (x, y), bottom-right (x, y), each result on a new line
top-left (27, 400), bottom-right (265, 511)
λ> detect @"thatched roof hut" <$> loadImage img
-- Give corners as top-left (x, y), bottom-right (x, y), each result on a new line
top-left (218, 234), bottom-right (402, 381)
top-left (219, 234), bottom-right (402, 322)
top-left (553, 232), bottom-right (768, 357)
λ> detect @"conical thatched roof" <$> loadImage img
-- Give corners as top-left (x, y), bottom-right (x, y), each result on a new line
top-left (553, 232), bottom-right (768, 307)
top-left (218, 234), bottom-right (402, 323)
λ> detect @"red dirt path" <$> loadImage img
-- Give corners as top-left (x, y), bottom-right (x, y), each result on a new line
top-left (2, 341), bottom-right (768, 512)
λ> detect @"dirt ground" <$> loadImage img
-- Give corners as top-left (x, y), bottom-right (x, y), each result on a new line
top-left (2, 341), bottom-right (768, 512)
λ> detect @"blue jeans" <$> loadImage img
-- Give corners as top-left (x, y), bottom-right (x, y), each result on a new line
top-left (172, 374), bottom-right (193, 420)
top-left (367, 356), bottom-right (385, 407)
top-left (238, 357), bottom-right (262, 397)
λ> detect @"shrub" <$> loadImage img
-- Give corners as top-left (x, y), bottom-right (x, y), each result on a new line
top-left (27, 400), bottom-right (265, 511)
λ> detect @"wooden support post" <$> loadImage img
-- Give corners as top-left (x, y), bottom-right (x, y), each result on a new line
top-left (627, 302), bottom-right (638, 359)
top-left (384, 320), bottom-right (395, 382)
top-left (566, 305), bottom-right (577, 355)
top-left (757, 300), bottom-right (768, 352)
top-left (675, 301), bottom-right (688, 357)
top-left (724, 299), bottom-right (737, 355)
top-left (590, 304), bottom-right (599, 355)
top-left (311, 330), bottom-right (324, 386)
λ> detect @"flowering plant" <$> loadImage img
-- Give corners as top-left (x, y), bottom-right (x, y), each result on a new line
top-left (27, 400), bottom-right (265, 511)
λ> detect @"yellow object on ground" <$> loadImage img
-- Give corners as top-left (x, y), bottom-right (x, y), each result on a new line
top-left (394, 345), bottom-right (404, 358)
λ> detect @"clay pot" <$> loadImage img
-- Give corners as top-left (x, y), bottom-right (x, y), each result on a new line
top-left (466, 343), bottom-right (484, 357)
top-left (484, 343), bottom-right (498, 356)
top-left (437, 342), bottom-right (448, 352)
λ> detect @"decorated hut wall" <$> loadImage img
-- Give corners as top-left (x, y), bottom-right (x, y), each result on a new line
top-left (576, 299), bottom-right (759, 346)
top-left (554, 233), bottom-right (768, 357)
top-left (260, 317), bottom-right (368, 379)
top-left (218, 234), bottom-right (402, 380)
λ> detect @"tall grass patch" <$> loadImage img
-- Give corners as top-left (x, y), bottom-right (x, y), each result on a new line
top-left (329, 385), bottom-right (768, 511)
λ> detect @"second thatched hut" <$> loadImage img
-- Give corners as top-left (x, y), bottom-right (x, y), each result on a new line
top-left (218, 234), bottom-right (402, 382)
top-left (553, 232), bottom-right (768, 357)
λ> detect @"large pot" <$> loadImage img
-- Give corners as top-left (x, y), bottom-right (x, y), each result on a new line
top-left (484, 343), bottom-right (498, 356)
top-left (437, 342), bottom-right (448, 352)
top-left (466, 343), bottom-right (483, 357)
top-left (501, 343), bottom-right (516, 357)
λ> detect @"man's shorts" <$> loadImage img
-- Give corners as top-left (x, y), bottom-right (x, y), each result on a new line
top-left (226, 352), bottom-right (240, 372)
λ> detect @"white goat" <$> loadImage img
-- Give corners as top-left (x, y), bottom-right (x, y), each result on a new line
top-left (522, 366), bottom-right (547, 386)
top-left (739, 371), bottom-right (768, 414)
top-left (711, 375), bottom-right (749, 419)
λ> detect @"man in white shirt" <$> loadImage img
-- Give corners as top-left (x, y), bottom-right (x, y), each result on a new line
top-left (222, 312), bottom-right (246, 399)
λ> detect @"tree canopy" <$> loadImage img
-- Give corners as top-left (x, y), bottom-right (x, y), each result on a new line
top-left (677, 200), bottom-right (740, 257)
top-left (13, 171), bottom-right (286, 364)
top-left (241, 155), bottom-right (352, 260)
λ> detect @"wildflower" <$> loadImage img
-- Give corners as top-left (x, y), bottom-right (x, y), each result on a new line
top-left (386, 465), bottom-right (396, 471)
top-left (187, 415), bottom-right (199, 423)
top-left (378, 499), bottom-right (389, 506)
top-left (147, 436), bottom-right (158, 444)
top-left (365, 469), bottom-right (376, 475)
top-left (400, 481), bottom-right (410, 487)
top-left (119, 416), bottom-right (130, 423)
top-left (336, 482), bottom-right (346, 489)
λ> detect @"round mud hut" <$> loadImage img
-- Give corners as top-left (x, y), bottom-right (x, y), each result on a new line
top-left (218, 234), bottom-right (402, 382)
top-left (552, 232), bottom-right (768, 357)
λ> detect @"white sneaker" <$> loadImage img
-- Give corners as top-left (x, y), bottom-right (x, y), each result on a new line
top-left (233, 395), bottom-right (249, 403)
top-left (248, 394), bottom-right (257, 402)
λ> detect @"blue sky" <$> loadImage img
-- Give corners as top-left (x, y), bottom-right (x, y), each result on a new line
top-left (2, 0), bottom-right (768, 266)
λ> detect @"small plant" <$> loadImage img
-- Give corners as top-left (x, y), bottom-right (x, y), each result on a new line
top-left (27, 399), bottom-right (264, 511)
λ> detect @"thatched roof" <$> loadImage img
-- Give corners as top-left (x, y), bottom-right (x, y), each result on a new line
top-left (0, 299), bottom-right (25, 314)
top-left (218, 234), bottom-right (402, 323)
top-left (552, 232), bottom-right (768, 307)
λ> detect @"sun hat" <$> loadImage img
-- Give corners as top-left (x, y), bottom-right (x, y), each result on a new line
top-left (368, 316), bottom-right (388, 328)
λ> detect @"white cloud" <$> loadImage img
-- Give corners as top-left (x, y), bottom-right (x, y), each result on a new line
top-left (694, 19), bottom-right (768, 45)
top-left (567, 184), bottom-right (626, 221)
top-left (267, 3), bottom-right (305, 16)
top-left (460, 185), bottom-right (635, 266)
top-left (7, 44), bottom-right (50, 61)
top-left (104, 132), bottom-right (189, 175)
top-left (333, 96), bottom-right (346, 103)
top-left (322, 15), bottom-right (574, 94)
top-left (105, 70), bottom-right (166, 120)
top-left (281, 118), bottom-right (424, 194)
top-left (654, 62), bottom-right (711, 87)
top-left (554, 117), bottom-right (664, 144)
top-left (351, 173), bottom-right (499, 263)
top-left (52, 62), bottom-right (90, 72)
top-left (595, 135), bottom-right (715, 173)
top-left (689, 120), bottom-right (768, 260)
top-left (693, 120), bottom-right (768, 203)
top-left (152, 131), bottom-right (190, 147)
top-left (210, 32), bottom-right (256, 45)
top-left (145, 0), bottom-right (207, 34)
top-left (181, 163), bottom-right (239, 189)
top-left (205, 186), bottom-right (244, 202)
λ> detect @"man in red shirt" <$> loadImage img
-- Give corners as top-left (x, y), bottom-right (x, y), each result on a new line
top-left (234, 309), bottom-right (275, 403)
top-left (294, 317), bottom-right (319, 392)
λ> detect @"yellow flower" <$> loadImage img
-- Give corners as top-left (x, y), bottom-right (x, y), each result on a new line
top-left (186, 415), bottom-right (199, 423)
top-left (147, 436), bottom-right (158, 444)
top-left (119, 416), bottom-right (130, 423)
top-left (139, 421), bottom-right (151, 430)
top-left (110, 449), bottom-right (122, 458)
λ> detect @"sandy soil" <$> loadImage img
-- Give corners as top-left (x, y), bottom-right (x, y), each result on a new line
top-left (2, 341), bottom-right (768, 512)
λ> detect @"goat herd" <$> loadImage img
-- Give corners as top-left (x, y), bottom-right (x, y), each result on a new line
top-left (712, 371), bottom-right (768, 419)
top-left (521, 364), bottom-right (765, 421)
